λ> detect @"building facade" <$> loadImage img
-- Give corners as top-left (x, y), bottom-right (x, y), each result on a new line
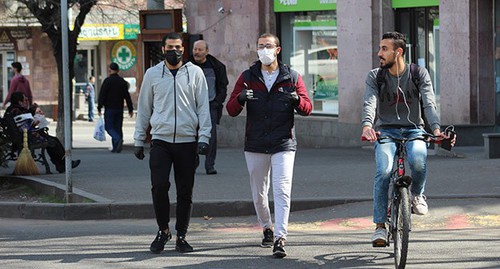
top-left (185, 0), bottom-right (499, 147)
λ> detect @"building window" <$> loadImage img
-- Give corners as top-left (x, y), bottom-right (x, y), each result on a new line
top-left (279, 11), bottom-right (338, 115)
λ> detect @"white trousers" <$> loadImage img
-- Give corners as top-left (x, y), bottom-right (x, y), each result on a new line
top-left (244, 150), bottom-right (296, 240)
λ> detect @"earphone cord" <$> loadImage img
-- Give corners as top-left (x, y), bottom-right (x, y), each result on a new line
top-left (396, 60), bottom-right (419, 130)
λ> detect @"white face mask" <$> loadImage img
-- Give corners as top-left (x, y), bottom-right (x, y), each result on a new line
top-left (258, 48), bottom-right (276, 66)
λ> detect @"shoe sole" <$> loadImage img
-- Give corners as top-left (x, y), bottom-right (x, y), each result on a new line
top-left (273, 251), bottom-right (287, 258)
top-left (260, 243), bottom-right (273, 248)
top-left (372, 239), bottom-right (388, 247)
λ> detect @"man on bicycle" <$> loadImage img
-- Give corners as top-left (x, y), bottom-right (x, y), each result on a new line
top-left (361, 32), bottom-right (451, 246)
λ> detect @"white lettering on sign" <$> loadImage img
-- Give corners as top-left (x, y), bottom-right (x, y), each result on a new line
top-left (280, 0), bottom-right (298, 5)
top-left (320, 0), bottom-right (336, 3)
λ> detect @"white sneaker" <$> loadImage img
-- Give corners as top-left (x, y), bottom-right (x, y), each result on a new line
top-left (412, 194), bottom-right (428, 215)
top-left (371, 227), bottom-right (388, 247)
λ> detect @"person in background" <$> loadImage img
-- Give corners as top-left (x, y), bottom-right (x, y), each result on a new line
top-left (3, 62), bottom-right (33, 109)
top-left (189, 40), bottom-right (229, 175)
top-left (4, 92), bottom-right (81, 173)
top-left (98, 63), bottom-right (133, 153)
top-left (85, 76), bottom-right (96, 122)
top-left (226, 33), bottom-right (312, 258)
top-left (134, 32), bottom-right (211, 254)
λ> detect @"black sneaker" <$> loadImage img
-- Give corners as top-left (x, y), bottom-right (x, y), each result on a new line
top-left (175, 235), bottom-right (194, 253)
top-left (150, 230), bottom-right (172, 254)
top-left (272, 237), bottom-right (287, 258)
top-left (261, 228), bottom-right (273, 248)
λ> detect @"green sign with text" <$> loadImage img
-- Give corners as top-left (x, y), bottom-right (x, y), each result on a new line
top-left (274, 0), bottom-right (336, 12)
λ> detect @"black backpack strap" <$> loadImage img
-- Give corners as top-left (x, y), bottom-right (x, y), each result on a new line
top-left (409, 63), bottom-right (420, 88)
top-left (375, 68), bottom-right (387, 92)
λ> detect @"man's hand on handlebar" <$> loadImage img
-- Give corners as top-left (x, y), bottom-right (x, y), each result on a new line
top-left (361, 126), bottom-right (380, 143)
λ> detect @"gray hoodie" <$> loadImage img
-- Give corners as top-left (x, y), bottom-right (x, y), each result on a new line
top-left (134, 61), bottom-right (211, 147)
top-left (362, 64), bottom-right (440, 131)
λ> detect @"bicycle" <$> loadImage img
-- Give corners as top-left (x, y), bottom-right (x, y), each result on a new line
top-left (375, 132), bottom-right (443, 269)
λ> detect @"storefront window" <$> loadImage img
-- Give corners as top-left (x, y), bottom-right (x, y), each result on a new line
top-left (495, 0), bottom-right (500, 125)
top-left (280, 11), bottom-right (338, 115)
top-left (395, 7), bottom-right (440, 114)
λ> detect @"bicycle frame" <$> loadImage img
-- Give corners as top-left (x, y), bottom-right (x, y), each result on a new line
top-left (381, 137), bottom-right (418, 269)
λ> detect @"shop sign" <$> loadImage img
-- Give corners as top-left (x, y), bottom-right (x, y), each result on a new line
top-left (392, 0), bottom-right (438, 8)
top-left (274, 0), bottom-right (336, 12)
top-left (0, 30), bottom-right (15, 50)
top-left (78, 24), bottom-right (140, 41)
top-left (111, 41), bottom-right (137, 71)
top-left (124, 24), bottom-right (140, 40)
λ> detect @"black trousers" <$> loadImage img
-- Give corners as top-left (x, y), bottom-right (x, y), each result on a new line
top-left (204, 103), bottom-right (218, 170)
top-left (149, 139), bottom-right (197, 236)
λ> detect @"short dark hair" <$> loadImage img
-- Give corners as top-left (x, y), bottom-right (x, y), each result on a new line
top-left (11, 62), bottom-right (22, 72)
top-left (382, 32), bottom-right (406, 55)
top-left (11, 92), bottom-right (25, 105)
top-left (109, 62), bottom-right (119, 71)
top-left (259, 33), bottom-right (280, 47)
top-left (162, 32), bottom-right (183, 46)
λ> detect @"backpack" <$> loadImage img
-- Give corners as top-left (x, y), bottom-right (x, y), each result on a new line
top-left (375, 63), bottom-right (432, 133)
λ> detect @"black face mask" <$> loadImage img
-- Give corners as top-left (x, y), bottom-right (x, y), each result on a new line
top-left (164, 50), bottom-right (183, 66)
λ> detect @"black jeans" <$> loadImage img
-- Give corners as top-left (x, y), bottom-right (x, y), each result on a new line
top-left (149, 139), bottom-right (197, 236)
top-left (205, 103), bottom-right (218, 170)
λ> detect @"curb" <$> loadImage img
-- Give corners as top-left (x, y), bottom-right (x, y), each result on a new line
top-left (1, 176), bottom-right (499, 220)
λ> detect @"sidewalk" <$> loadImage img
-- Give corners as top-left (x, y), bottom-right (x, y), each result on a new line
top-left (0, 119), bottom-right (499, 219)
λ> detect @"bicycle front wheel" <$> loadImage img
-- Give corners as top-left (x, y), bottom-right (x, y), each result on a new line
top-left (393, 187), bottom-right (411, 269)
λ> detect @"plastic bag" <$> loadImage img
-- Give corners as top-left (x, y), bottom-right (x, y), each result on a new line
top-left (93, 117), bottom-right (106, 142)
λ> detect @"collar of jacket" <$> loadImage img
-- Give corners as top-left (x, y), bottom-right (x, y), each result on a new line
top-left (249, 60), bottom-right (292, 85)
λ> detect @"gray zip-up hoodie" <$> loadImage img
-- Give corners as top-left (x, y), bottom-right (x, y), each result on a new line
top-left (362, 64), bottom-right (440, 131)
top-left (134, 61), bottom-right (211, 147)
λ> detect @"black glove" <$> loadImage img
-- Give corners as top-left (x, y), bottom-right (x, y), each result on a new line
top-left (197, 142), bottom-right (209, 155)
top-left (134, 146), bottom-right (145, 160)
top-left (238, 82), bottom-right (257, 105)
top-left (279, 89), bottom-right (300, 106)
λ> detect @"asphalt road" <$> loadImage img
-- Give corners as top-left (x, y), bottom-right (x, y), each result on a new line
top-left (1, 198), bottom-right (499, 269)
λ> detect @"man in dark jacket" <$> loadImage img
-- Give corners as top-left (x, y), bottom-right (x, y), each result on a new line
top-left (189, 40), bottom-right (228, 174)
top-left (98, 63), bottom-right (134, 153)
top-left (226, 33), bottom-right (312, 258)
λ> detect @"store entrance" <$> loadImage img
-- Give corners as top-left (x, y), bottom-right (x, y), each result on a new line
top-left (0, 51), bottom-right (15, 104)
top-left (395, 7), bottom-right (440, 104)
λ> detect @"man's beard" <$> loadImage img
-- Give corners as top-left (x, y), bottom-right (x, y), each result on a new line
top-left (380, 58), bottom-right (395, 69)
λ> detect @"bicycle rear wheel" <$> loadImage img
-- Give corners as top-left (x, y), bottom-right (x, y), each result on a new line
top-left (393, 187), bottom-right (410, 269)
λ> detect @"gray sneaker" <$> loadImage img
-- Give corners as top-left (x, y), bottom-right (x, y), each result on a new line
top-left (412, 194), bottom-right (428, 215)
top-left (371, 227), bottom-right (388, 247)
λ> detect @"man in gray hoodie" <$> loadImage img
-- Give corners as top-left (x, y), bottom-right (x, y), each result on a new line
top-left (133, 32), bottom-right (211, 254)
top-left (361, 32), bottom-right (449, 247)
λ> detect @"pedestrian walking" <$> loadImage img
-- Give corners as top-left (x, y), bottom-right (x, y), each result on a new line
top-left (3, 62), bottom-right (33, 109)
top-left (97, 63), bottom-right (133, 153)
top-left (360, 31), bottom-right (455, 246)
top-left (189, 40), bottom-right (229, 175)
top-left (85, 76), bottom-right (96, 122)
top-left (226, 33), bottom-right (312, 258)
top-left (133, 32), bottom-right (211, 254)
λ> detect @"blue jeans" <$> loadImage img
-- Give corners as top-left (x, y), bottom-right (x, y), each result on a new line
top-left (373, 128), bottom-right (428, 224)
top-left (88, 97), bottom-right (94, 121)
top-left (104, 108), bottom-right (123, 151)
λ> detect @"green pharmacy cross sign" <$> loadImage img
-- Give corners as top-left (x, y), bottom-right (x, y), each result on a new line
top-left (111, 41), bottom-right (137, 71)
